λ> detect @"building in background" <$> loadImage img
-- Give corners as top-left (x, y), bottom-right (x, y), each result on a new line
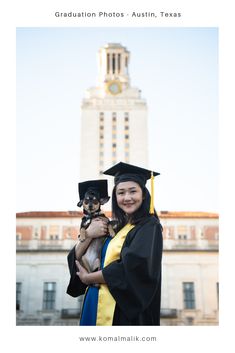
top-left (80, 43), bottom-right (148, 182)
top-left (16, 211), bottom-right (218, 326)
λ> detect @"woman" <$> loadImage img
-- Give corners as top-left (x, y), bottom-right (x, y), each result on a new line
top-left (67, 162), bottom-right (163, 325)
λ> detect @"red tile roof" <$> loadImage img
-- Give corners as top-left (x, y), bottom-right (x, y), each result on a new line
top-left (159, 211), bottom-right (218, 218)
top-left (16, 210), bottom-right (219, 219)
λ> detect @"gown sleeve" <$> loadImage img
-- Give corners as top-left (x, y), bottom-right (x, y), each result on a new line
top-left (102, 220), bottom-right (163, 321)
top-left (66, 245), bottom-right (87, 297)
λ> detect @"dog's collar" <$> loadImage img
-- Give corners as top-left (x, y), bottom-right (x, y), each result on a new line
top-left (82, 211), bottom-right (105, 229)
top-left (83, 211), bottom-right (104, 218)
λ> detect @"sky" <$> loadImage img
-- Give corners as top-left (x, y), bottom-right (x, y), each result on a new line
top-left (16, 27), bottom-right (218, 213)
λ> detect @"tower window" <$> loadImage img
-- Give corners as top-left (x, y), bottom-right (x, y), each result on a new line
top-left (125, 152), bottom-right (129, 163)
top-left (112, 54), bottom-right (115, 74)
top-left (112, 111), bottom-right (117, 164)
top-left (99, 112), bottom-right (105, 169)
top-left (124, 112), bottom-right (130, 163)
top-left (118, 54), bottom-right (121, 73)
top-left (125, 56), bottom-right (128, 74)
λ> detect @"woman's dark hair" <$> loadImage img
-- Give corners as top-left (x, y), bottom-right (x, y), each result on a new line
top-left (112, 183), bottom-right (161, 232)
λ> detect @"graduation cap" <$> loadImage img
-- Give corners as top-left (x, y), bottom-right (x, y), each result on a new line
top-left (103, 162), bottom-right (160, 214)
top-left (77, 179), bottom-right (109, 206)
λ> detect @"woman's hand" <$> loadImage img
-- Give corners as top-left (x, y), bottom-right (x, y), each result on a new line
top-left (86, 217), bottom-right (108, 238)
top-left (76, 261), bottom-right (90, 285)
top-left (75, 260), bottom-right (106, 285)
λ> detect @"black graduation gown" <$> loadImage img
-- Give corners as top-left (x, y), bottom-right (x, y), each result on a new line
top-left (67, 216), bottom-right (163, 326)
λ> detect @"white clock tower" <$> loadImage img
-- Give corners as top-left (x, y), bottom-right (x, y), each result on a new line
top-left (80, 43), bottom-right (148, 182)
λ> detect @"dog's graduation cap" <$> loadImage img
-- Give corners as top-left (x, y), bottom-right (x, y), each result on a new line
top-left (103, 162), bottom-right (160, 214)
top-left (77, 179), bottom-right (109, 206)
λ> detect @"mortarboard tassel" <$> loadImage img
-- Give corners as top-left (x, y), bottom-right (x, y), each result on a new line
top-left (150, 171), bottom-right (155, 214)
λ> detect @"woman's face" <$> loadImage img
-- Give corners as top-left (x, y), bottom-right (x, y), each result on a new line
top-left (116, 181), bottom-right (143, 215)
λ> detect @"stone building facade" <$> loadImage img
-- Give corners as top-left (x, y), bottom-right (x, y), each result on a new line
top-left (16, 211), bottom-right (219, 326)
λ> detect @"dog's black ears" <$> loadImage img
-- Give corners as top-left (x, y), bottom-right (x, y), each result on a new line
top-left (100, 196), bottom-right (110, 205)
top-left (77, 200), bottom-right (83, 207)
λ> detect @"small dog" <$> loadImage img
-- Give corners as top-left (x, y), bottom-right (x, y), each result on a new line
top-left (76, 188), bottom-right (117, 274)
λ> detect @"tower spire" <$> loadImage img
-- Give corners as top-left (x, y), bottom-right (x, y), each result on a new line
top-left (98, 43), bottom-right (130, 90)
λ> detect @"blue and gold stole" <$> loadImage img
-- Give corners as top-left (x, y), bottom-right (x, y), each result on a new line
top-left (96, 223), bottom-right (135, 326)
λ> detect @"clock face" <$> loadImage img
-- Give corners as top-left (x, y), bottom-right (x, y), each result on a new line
top-left (107, 81), bottom-right (122, 95)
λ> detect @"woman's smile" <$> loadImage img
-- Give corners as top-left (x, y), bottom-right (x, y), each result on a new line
top-left (116, 181), bottom-right (143, 215)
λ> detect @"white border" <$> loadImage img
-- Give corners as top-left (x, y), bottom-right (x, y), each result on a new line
top-left (1, 0), bottom-right (234, 351)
